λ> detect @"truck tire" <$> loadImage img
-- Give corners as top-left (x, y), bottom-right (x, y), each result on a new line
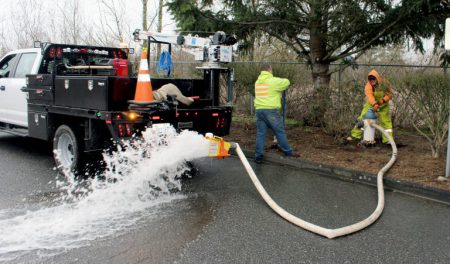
top-left (53, 125), bottom-right (81, 174)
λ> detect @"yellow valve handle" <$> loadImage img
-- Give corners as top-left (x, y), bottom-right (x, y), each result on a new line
top-left (205, 133), bottom-right (231, 159)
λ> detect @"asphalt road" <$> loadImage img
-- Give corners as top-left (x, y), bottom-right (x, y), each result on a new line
top-left (0, 132), bottom-right (450, 263)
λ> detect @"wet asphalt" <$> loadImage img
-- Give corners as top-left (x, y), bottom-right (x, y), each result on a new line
top-left (0, 132), bottom-right (450, 263)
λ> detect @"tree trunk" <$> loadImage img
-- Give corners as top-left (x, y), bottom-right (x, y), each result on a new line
top-left (142, 0), bottom-right (148, 48)
top-left (308, 3), bottom-right (331, 126)
top-left (431, 143), bottom-right (444, 158)
top-left (249, 35), bottom-right (255, 61)
top-left (309, 62), bottom-right (331, 126)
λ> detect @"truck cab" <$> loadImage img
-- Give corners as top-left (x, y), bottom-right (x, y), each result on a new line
top-left (0, 48), bottom-right (42, 128)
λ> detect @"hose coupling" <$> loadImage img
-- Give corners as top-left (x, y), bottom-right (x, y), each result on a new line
top-left (205, 133), bottom-right (232, 159)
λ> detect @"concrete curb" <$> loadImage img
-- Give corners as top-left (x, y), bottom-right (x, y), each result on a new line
top-left (238, 149), bottom-right (450, 205)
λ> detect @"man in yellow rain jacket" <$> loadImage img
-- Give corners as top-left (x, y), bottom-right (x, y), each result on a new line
top-left (348, 69), bottom-right (393, 144)
top-left (254, 64), bottom-right (299, 164)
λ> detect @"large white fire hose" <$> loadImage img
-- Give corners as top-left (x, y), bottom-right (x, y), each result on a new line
top-left (227, 122), bottom-right (397, 239)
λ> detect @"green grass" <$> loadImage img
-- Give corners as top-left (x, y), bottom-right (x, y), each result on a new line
top-left (232, 114), bottom-right (303, 126)
top-left (232, 114), bottom-right (255, 123)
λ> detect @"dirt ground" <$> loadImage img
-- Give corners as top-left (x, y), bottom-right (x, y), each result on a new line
top-left (224, 115), bottom-right (450, 191)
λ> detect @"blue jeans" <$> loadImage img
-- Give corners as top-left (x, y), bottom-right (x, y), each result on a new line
top-left (255, 109), bottom-right (292, 161)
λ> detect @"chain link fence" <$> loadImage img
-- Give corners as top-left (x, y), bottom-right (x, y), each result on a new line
top-left (167, 61), bottom-right (447, 128)
top-left (171, 60), bottom-right (447, 146)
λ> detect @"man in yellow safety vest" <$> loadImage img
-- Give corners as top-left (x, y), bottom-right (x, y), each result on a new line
top-left (254, 63), bottom-right (300, 164)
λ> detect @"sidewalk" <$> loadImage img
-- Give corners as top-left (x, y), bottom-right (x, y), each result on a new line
top-left (238, 149), bottom-right (450, 205)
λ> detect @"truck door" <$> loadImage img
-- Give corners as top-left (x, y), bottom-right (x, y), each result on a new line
top-left (0, 51), bottom-right (39, 127)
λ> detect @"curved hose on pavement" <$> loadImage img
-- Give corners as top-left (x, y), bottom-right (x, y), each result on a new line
top-left (232, 123), bottom-right (397, 239)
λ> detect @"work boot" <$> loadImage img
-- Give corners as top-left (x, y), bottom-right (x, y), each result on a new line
top-left (292, 152), bottom-right (301, 158)
top-left (270, 142), bottom-right (279, 149)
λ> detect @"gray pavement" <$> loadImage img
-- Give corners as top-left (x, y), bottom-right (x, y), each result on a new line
top-left (0, 133), bottom-right (450, 263)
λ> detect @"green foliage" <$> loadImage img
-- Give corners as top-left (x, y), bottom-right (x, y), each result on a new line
top-left (232, 63), bottom-right (261, 97)
top-left (165, 0), bottom-right (221, 36)
top-left (396, 73), bottom-right (450, 158)
top-left (285, 118), bottom-right (303, 127)
top-left (321, 80), bottom-right (365, 138)
top-left (232, 114), bottom-right (255, 124)
top-left (167, 0), bottom-right (448, 63)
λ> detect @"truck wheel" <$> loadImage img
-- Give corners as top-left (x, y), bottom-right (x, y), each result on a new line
top-left (53, 125), bottom-right (81, 173)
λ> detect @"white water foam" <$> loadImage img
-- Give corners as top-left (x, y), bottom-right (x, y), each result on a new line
top-left (0, 126), bottom-right (210, 261)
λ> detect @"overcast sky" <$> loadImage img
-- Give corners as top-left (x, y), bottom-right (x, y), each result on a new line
top-left (0, 0), bottom-right (176, 52)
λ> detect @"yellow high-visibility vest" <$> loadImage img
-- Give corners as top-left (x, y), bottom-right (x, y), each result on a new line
top-left (254, 71), bottom-right (290, 110)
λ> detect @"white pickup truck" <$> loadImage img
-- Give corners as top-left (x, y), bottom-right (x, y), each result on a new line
top-left (0, 40), bottom-right (234, 174)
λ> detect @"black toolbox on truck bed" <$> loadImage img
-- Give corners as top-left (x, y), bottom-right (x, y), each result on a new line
top-left (27, 104), bottom-right (49, 140)
top-left (54, 76), bottom-right (136, 111)
top-left (27, 86), bottom-right (54, 105)
top-left (25, 74), bottom-right (54, 105)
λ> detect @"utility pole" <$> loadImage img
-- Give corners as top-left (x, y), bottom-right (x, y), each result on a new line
top-left (445, 113), bottom-right (450, 178)
top-left (445, 18), bottom-right (450, 177)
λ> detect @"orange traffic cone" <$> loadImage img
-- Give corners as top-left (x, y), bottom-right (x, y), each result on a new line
top-left (132, 49), bottom-right (154, 103)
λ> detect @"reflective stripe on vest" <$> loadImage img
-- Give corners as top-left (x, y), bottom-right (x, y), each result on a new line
top-left (255, 84), bottom-right (269, 98)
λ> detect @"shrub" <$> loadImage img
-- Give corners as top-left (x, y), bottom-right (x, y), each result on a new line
top-left (231, 62), bottom-right (310, 116)
top-left (396, 73), bottom-right (450, 158)
top-left (322, 80), bottom-right (365, 138)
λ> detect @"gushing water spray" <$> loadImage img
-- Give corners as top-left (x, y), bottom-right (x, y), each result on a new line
top-left (0, 124), bottom-right (211, 262)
